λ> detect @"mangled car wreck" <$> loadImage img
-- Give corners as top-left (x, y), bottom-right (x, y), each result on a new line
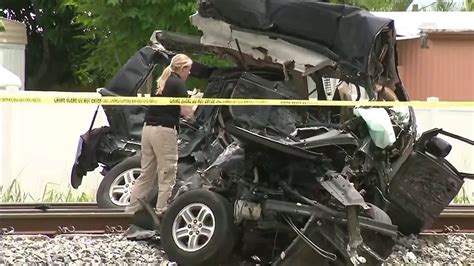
top-left (71, 0), bottom-right (474, 265)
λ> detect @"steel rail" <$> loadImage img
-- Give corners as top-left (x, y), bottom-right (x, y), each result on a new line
top-left (0, 203), bottom-right (98, 209)
top-left (0, 204), bottom-right (130, 236)
top-left (425, 205), bottom-right (474, 233)
top-left (0, 204), bottom-right (473, 236)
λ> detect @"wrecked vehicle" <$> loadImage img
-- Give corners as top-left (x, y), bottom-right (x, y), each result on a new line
top-left (71, 0), bottom-right (473, 265)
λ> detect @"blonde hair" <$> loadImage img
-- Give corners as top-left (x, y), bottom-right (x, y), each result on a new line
top-left (156, 54), bottom-right (192, 95)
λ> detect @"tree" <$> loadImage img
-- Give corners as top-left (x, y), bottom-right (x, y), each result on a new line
top-left (392, 0), bottom-right (414, 11)
top-left (434, 0), bottom-right (459, 10)
top-left (1, 0), bottom-right (90, 91)
top-left (329, 0), bottom-right (413, 11)
top-left (466, 0), bottom-right (474, 10)
top-left (62, 0), bottom-right (199, 87)
top-left (1, 0), bottom-right (200, 90)
top-left (2, 0), bottom-right (226, 90)
top-left (410, 0), bottom-right (468, 11)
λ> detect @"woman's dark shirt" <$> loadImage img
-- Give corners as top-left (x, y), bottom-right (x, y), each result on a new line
top-left (144, 73), bottom-right (187, 127)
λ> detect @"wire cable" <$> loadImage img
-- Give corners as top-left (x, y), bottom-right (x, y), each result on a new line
top-left (283, 215), bottom-right (337, 261)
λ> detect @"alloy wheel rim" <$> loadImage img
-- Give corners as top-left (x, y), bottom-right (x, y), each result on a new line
top-left (108, 168), bottom-right (140, 206)
top-left (172, 203), bottom-right (216, 252)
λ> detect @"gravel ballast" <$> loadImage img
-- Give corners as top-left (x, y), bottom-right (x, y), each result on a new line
top-left (1, 233), bottom-right (473, 265)
top-left (0, 234), bottom-right (168, 265)
top-left (385, 233), bottom-right (474, 265)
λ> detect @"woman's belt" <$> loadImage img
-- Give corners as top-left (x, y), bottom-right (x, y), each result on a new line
top-left (144, 121), bottom-right (177, 130)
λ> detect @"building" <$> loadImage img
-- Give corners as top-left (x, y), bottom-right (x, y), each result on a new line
top-left (0, 17), bottom-right (27, 90)
top-left (373, 12), bottom-right (474, 101)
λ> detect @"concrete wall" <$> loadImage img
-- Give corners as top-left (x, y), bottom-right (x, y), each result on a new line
top-left (0, 91), bottom-right (473, 202)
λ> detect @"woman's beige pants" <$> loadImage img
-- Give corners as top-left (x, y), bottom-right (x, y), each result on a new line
top-left (125, 124), bottom-right (178, 215)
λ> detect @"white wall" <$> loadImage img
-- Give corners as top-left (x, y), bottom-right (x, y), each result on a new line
top-left (0, 91), bottom-right (473, 202)
top-left (0, 91), bottom-right (109, 201)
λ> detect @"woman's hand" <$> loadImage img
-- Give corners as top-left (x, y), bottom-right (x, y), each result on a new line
top-left (189, 88), bottom-right (202, 113)
top-left (189, 88), bottom-right (204, 99)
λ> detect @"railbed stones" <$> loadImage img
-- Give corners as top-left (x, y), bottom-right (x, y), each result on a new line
top-left (1, 233), bottom-right (473, 264)
top-left (385, 233), bottom-right (474, 265)
top-left (0, 234), bottom-right (164, 264)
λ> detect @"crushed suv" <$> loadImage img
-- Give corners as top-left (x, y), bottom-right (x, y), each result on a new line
top-left (71, 1), bottom-right (473, 265)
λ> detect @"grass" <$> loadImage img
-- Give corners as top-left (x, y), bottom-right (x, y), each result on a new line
top-left (0, 177), bottom-right (472, 204)
top-left (0, 178), bottom-right (95, 203)
top-left (0, 179), bottom-right (36, 202)
top-left (453, 186), bottom-right (473, 204)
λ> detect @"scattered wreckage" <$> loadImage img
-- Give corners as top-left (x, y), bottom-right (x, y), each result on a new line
top-left (70, 1), bottom-right (474, 265)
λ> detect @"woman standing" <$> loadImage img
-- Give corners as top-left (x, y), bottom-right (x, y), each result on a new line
top-left (124, 54), bottom-right (195, 233)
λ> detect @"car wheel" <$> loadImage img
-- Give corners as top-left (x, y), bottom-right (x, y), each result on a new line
top-left (366, 203), bottom-right (392, 224)
top-left (160, 189), bottom-right (237, 266)
top-left (360, 203), bottom-right (395, 265)
top-left (96, 156), bottom-right (141, 208)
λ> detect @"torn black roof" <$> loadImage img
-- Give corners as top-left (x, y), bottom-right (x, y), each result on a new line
top-left (197, 0), bottom-right (397, 79)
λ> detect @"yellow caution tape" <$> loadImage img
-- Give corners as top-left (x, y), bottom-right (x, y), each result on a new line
top-left (0, 94), bottom-right (473, 107)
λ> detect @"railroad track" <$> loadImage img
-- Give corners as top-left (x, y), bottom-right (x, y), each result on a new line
top-left (0, 203), bottom-right (131, 236)
top-left (425, 205), bottom-right (474, 233)
top-left (1, 203), bottom-right (473, 236)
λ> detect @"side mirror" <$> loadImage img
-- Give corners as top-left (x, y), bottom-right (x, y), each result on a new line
top-left (426, 136), bottom-right (452, 158)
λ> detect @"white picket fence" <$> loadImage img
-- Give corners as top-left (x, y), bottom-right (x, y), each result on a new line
top-left (0, 91), bottom-right (473, 202)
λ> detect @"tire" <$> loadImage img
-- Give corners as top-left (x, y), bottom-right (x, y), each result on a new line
top-left (367, 203), bottom-right (392, 224)
top-left (160, 189), bottom-right (237, 266)
top-left (96, 156), bottom-right (142, 208)
top-left (360, 203), bottom-right (395, 266)
top-left (296, 204), bottom-right (393, 266)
